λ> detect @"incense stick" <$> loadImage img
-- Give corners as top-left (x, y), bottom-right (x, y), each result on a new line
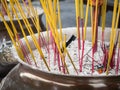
top-left (101, 0), bottom-right (107, 47)
top-left (106, 0), bottom-right (118, 75)
top-left (75, 0), bottom-right (81, 72)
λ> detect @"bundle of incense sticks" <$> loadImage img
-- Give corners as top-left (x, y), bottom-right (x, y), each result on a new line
top-left (0, 0), bottom-right (120, 75)
top-left (75, 0), bottom-right (81, 72)
top-left (40, 0), bottom-right (78, 74)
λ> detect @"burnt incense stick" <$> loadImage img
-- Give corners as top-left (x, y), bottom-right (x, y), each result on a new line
top-left (66, 35), bottom-right (76, 47)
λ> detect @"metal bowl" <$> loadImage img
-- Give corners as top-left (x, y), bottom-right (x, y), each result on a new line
top-left (1, 27), bottom-right (120, 90)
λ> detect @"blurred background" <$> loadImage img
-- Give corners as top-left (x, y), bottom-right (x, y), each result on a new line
top-left (31, 0), bottom-right (116, 28)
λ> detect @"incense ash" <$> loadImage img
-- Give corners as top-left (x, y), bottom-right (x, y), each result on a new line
top-left (26, 39), bottom-right (119, 76)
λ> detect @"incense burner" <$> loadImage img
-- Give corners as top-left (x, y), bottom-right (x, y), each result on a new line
top-left (0, 27), bottom-right (120, 90)
top-left (0, 6), bottom-right (45, 41)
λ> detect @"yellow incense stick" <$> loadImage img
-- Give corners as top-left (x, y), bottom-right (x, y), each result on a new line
top-left (53, 0), bottom-right (57, 19)
top-left (48, 0), bottom-right (54, 15)
top-left (57, 0), bottom-right (63, 42)
top-left (63, 34), bottom-right (67, 55)
top-left (66, 50), bottom-right (78, 74)
top-left (53, 0), bottom-right (57, 12)
top-left (63, 34), bottom-right (78, 74)
top-left (115, 3), bottom-right (120, 31)
top-left (101, 0), bottom-right (107, 32)
top-left (84, 0), bottom-right (90, 40)
top-left (62, 34), bottom-right (67, 73)
top-left (90, 0), bottom-right (94, 44)
top-left (93, 0), bottom-right (98, 45)
top-left (75, 0), bottom-right (80, 38)
top-left (80, 0), bottom-right (84, 19)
